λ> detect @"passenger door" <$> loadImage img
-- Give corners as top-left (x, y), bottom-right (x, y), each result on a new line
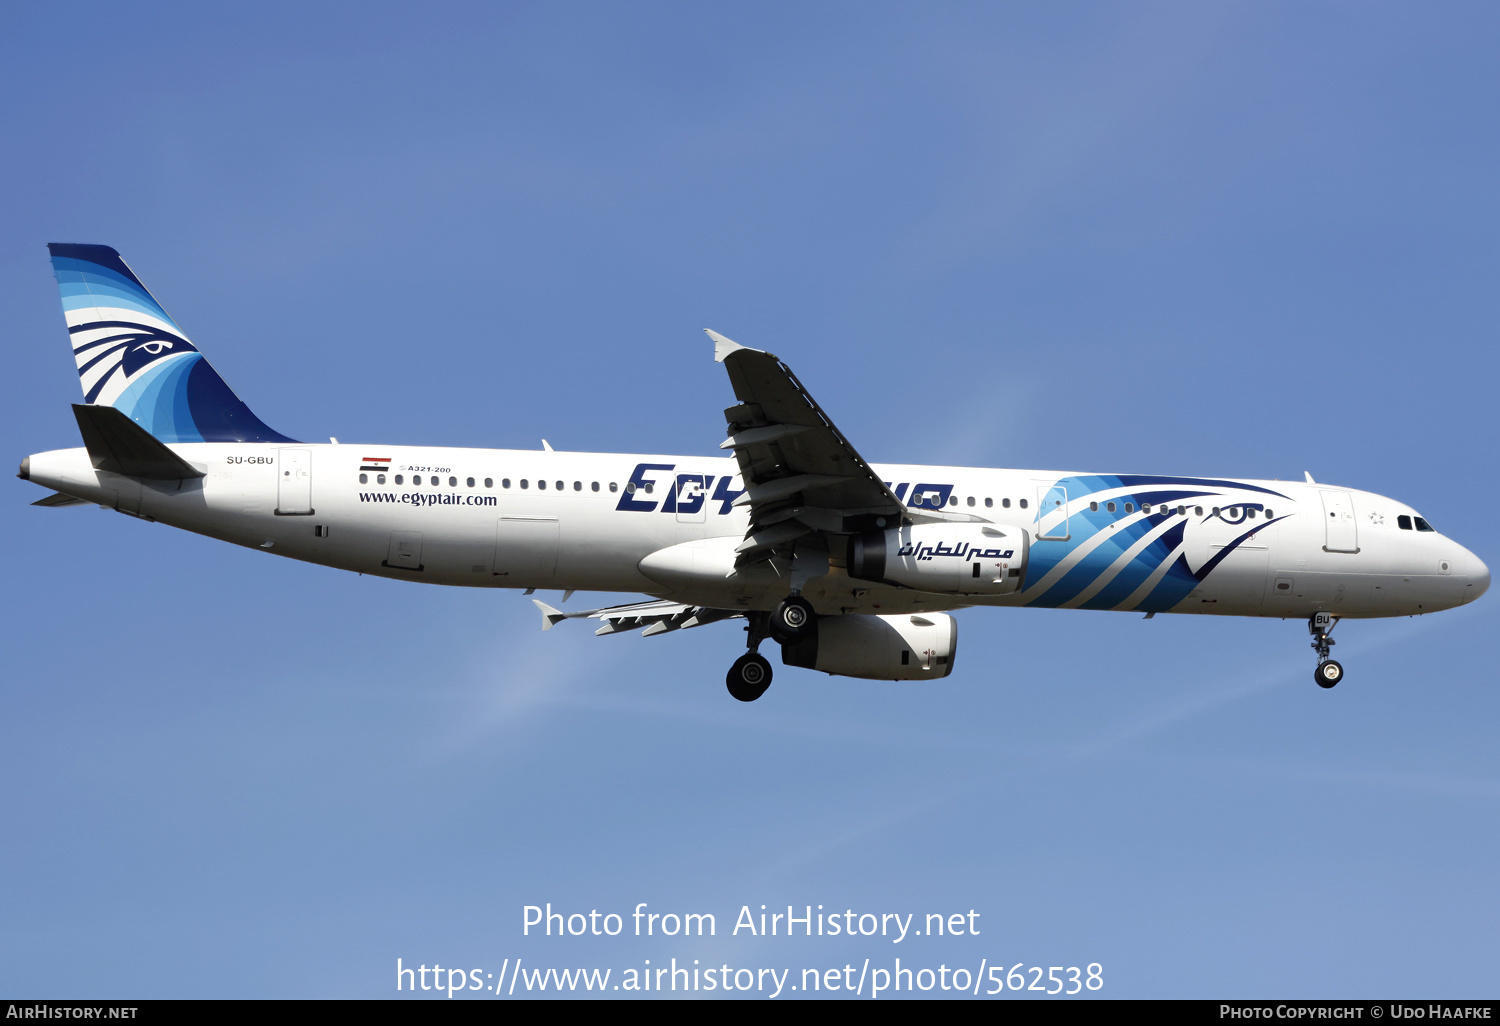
top-left (276, 448), bottom-right (313, 515)
top-left (1321, 490), bottom-right (1359, 553)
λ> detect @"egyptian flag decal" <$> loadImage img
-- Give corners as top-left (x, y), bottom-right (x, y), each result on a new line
top-left (360, 456), bottom-right (391, 472)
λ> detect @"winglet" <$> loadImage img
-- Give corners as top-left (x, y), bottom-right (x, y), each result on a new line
top-left (1304, 471), bottom-right (1316, 485)
top-left (532, 599), bottom-right (567, 631)
top-left (706, 328), bottom-right (746, 363)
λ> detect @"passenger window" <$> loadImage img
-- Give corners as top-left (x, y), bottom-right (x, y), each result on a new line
top-left (610, 482), bottom-right (618, 492)
top-left (1090, 502), bottom-right (1099, 512)
top-left (984, 497), bottom-right (993, 508)
top-left (1398, 515), bottom-right (1412, 530)
top-left (556, 481), bottom-right (564, 491)
top-left (592, 482), bottom-right (600, 492)
top-left (1247, 509), bottom-right (1256, 519)
top-left (967, 496), bottom-right (975, 507)
top-left (1106, 502), bottom-right (1116, 513)
top-left (574, 481), bottom-right (582, 491)
top-left (377, 474), bottom-right (386, 484)
top-left (501, 479), bottom-right (510, 489)
top-left (1142, 503), bottom-right (1152, 514)
top-left (538, 480), bottom-right (547, 490)
top-left (626, 483), bottom-right (636, 493)
top-left (1124, 503), bottom-right (1134, 513)
top-left (1002, 498), bottom-right (1011, 508)
top-left (521, 479), bottom-right (529, 489)
top-left (484, 478), bottom-right (492, 488)
top-left (1415, 517), bottom-right (1436, 533)
top-left (466, 477), bottom-right (475, 488)
top-left (1194, 506), bottom-right (1203, 516)
top-left (1265, 508), bottom-right (1273, 518)
top-left (359, 473), bottom-right (368, 484)
top-left (949, 496), bottom-right (957, 507)
top-left (1176, 506), bottom-right (1185, 516)
top-left (449, 476), bottom-right (457, 487)
top-left (1212, 507), bottom-right (1220, 516)
top-left (1019, 499), bottom-right (1028, 509)
top-left (643, 482), bottom-right (653, 494)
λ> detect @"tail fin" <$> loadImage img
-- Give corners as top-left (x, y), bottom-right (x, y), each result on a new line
top-left (48, 244), bottom-right (294, 443)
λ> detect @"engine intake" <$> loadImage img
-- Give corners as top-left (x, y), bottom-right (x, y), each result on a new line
top-left (781, 612), bottom-right (957, 680)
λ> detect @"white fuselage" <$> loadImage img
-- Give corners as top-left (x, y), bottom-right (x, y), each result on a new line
top-left (21, 442), bottom-right (1489, 619)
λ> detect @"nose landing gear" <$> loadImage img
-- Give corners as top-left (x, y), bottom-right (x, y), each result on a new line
top-left (1309, 612), bottom-right (1343, 688)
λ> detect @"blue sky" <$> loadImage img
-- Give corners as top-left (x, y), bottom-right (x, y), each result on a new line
top-left (2, 2), bottom-right (1497, 999)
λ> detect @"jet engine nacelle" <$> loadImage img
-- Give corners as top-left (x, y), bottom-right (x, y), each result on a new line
top-left (781, 612), bottom-right (957, 681)
top-left (848, 523), bottom-right (1028, 595)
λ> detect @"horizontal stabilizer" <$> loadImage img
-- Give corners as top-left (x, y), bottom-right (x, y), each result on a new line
top-left (72, 403), bottom-right (206, 481)
top-left (31, 491), bottom-right (90, 508)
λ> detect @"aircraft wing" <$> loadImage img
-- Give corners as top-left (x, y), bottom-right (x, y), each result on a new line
top-left (533, 598), bottom-right (743, 637)
top-left (708, 330), bottom-right (909, 563)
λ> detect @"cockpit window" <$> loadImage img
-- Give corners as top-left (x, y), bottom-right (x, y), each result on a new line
top-left (1398, 515), bottom-right (1412, 531)
top-left (1414, 516), bottom-right (1436, 533)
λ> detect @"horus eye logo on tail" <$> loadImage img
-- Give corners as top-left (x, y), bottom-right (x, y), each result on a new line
top-left (73, 321), bottom-right (201, 402)
top-left (48, 244), bottom-right (294, 445)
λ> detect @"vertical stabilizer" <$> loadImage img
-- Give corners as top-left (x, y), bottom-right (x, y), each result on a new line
top-left (48, 244), bottom-right (294, 443)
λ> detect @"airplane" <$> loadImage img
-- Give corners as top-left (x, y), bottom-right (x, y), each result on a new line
top-left (18, 244), bottom-right (1490, 701)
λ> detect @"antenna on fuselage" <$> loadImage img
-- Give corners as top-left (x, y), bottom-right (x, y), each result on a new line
top-left (1304, 471), bottom-right (1316, 484)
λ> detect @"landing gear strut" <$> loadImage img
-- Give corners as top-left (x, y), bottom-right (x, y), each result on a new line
top-left (1309, 612), bottom-right (1343, 688)
top-left (726, 611), bottom-right (773, 702)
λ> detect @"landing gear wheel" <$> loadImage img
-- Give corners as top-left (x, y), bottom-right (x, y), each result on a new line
top-left (770, 596), bottom-right (816, 644)
top-left (727, 653), bottom-right (772, 702)
top-left (1315, 660), bottom-right (1343, 689)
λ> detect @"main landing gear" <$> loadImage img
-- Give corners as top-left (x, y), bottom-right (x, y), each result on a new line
top-left (1309, 612), bottom-right (1344, 689)
top-left (726, 611), bottom-right (774, 702)
top-left (770, 594), bottom-right (816, 644)
top-left (725, 593), bottom-right (821, 702)
top-left (727, 652), bottom-right (772, 702)
top-left (726, 596), bottom-right (821, 702)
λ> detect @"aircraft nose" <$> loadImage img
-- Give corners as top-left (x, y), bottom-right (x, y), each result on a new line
top-left (1468, 552), bottom-right (1490, 603)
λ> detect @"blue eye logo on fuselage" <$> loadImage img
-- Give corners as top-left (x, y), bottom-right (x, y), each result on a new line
top-left (1207, 503), bottom-right (1266, 526)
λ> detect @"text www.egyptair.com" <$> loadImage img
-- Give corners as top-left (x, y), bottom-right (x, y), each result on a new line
top-left (397, 958), bottom-right (1104, 998)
